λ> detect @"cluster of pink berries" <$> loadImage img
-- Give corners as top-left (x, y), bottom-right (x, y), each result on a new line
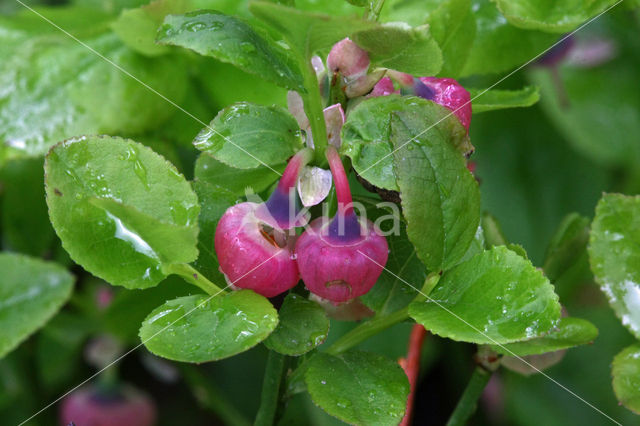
top-left (215, 147), bottom-right (389, 303)
top-left (214, 37), bottom-right (473, 304)
top-left (327, 38), bottom-right (472, 133)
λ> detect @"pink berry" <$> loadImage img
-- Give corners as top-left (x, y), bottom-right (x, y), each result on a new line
top-left (327, 38), bottom-right (369, 79)
top-left (59, 385), bottom-right (156, 426)
top-left (295, 147), bottom-right (388, 303)
top-left (369, 76), bottom-right (398, 97)
top-left (416, 77), bottom-right (472, 132)
top-left (215, 150), bottom-right (312, 297)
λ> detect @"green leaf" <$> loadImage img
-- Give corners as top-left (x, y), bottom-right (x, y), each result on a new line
top-left (191, 175), bottom-right (237, 285)
top-left (344, 0), bottom-right (367, 6)
top-left (112, 0), bottom-right (191, 56)
top-left (0, 253), bottom-right (74, 359)
top-left (542, 213), bottom-right (590, 283)
top-left (304, 351), bottom-right (409, 425)
top-left (341, 95), bottom-right (472, 191)
top-left (379, 0), bottom-right (443, 26)
top-left (249, 1), bottom-right (375, 57)
top-left (493, 0), bottom-right (619, 33)
top-left (528, 61), bottom-right (640, 168)
top-left (194, 153), bottom-right (280, 197)
top-left (71, 0), bottom-right (149, 14)
top-left (0, 158), bottom-right (55, 256)
top-left (612, 344), bottom-right (640, 414)
top-left (0, 7), bottom-right (114, 38)
top-left (469, 86), bottom-right (540, 113)
top-left (409, 247), bottom-right (562, 344)
top-left (157, 10), bottom-right (304, 90)
top-left (588, 193), bottom-right (640, 339)
top-left (0, 31), bottom-right (188, 164)
top-left (353, 23), bottom-right (443, 76)
top-left (390, 109), bottom-right (480, 272)
top-left (140, 290), bottom-right (278, 363)
top-left (45, 136), bottom-right (199, 289)
top-left (198, 59), bottom-right (288, 109)
top-left (461, 0), bottom-right (556, 76)
top-left (88, 197), bottom-right (199, 264)
top-left (264, 294), bottom-right (329, 356)
top-left (426, 0), bottom-right (476, 78)
top-left (359, 203), bottom-right (423, 315)
top-left (295, 0), bottom-right (364, 14)
top-left (491, 317), bottom-right (598, 356)
top-left (193, 102), bottom-right (304, 169)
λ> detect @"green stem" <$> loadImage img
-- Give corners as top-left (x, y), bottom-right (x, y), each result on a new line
top-left (166, 263), bottom-right (225, 295)
top-left (287, 271), bottom-right (437, 395)
top-left (412, 272), bottom-right (441, 303)
top-left (326, 272), bottom-right (439, 356)
top-left (255, 351), bottom-right (287, 426)
top-left (446, 367), bottom-right (492, 426)
top-left (180, 365), bottom-right (251, 426)
top-left (326, 307), bottom-right (410, 355)
top-left (364, 0), bottom-right (386, 21)
top-left (285, 309), bottom-right (409, 397)
top-left (300, 60), bottom-right (329, 165)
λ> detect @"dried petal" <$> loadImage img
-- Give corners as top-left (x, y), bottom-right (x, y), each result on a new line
top-left (324, 103), bottom-right (345, 148)
top-left (287, 91), bottom-right (309, 129)
top-left (297, 166), bottom-right (333, 207)
top-left (311, 55), bottom-right (325, 75)
top-left (345, 68), bottom-right (387, 98)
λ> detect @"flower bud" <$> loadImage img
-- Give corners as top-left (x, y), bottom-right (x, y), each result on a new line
top-left (295, 147), bottom-right (388, 303)
top-left (215, 150), bottom-right (312, 297)
top-left (327, 38), bottom-right (370, 80)
top-left (59, 384), bottom-right (156, 426)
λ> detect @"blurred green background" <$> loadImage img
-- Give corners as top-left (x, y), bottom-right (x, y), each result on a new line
top-left (1, 0), bottom-right (639, 425)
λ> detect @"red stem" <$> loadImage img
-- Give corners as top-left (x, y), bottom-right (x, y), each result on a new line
top-left (326, 146), bottom-right (353, 216)
top-left (399, 324), bottom-right (427, 426)
top-left (278, 148), bottom-right (313, 191)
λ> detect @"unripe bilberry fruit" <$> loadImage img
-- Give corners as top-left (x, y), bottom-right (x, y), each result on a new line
top-left (295, 147), bottom-right (388, 303)
top-left (215, 150), bottom-right (312, 297)
top-left (59, 385), bottom-right (156, 426)
top-left (416, 77), bottom-right (472, 132)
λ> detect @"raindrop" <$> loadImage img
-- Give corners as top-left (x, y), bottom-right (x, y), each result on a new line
top-left (184, 22), bottom-right (206, 32)
top-left (240, 42), bottom-right (256, 53)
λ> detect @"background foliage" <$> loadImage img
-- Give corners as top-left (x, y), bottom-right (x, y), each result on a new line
top-left (0, 0), bottom-right (639, 425)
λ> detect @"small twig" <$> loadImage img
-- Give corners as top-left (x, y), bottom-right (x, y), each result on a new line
top-left (255, 351), bottom-right (287, 426)
top-left (364, 0), bottom-right (386, 21)
top-left (399, 324), bottom-right (427, 426)
top-left (446, 367), bottom-right (492, 426)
